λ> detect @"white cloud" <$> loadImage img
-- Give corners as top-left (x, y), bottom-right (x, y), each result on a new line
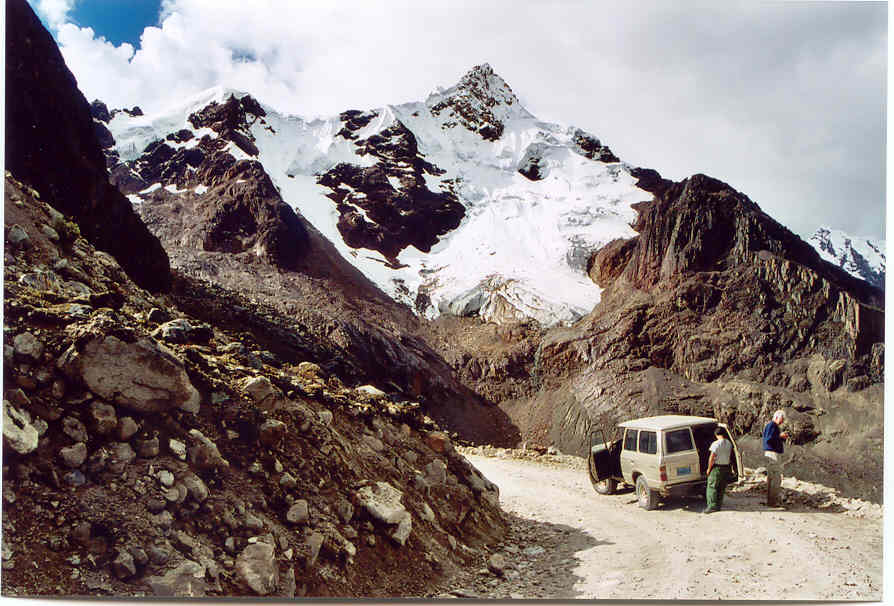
top-left (50, 0), bottom-right (887, 240)
top-left (32, 0), bottom-right (76, 31)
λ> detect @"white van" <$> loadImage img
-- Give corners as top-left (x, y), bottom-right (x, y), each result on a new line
top-left (588, 415), bottom-right (743, 510)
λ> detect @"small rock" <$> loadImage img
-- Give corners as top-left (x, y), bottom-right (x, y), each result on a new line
top-left (157, 470), bottom-right (175, 488)
top-left (13, 332), bottom-right (44, 363)
top-left (146, 498), bottom-right (166, 514)
top-left (134, 435), bottom-right (160, 458)
top-left (286, 500), bottom-right (309, 525)
top-left (41, 224), bottom-right (60, 242)
top-left (147, 545), bottom-right (170, 565)
top-left (488, 553), bottom-right (507, 576)
top-left (181, 473), bottom-right (209, 503)
top-left (241, 376), bottom-right (280, 411)
top-left (89, 401), bottom-right (118, 435)
top-left (3, 401), bottom-right (39, 455)
top-left (117, 417), bottom-right (139, 441)
top-left (7, 225), bottom-right (31, 249)
top-left (128, 546), bottom-right (149, 566)
top-left (107, 442), bottom-right (136, 473)
top-left (296, 362), bottom-right (322, 379)
top-left (336, 499), bottom-right (354, 524)
top-left (235, 543), bottom-right (278, 595)
top-left (147, 308), bottom-right (170, 324)
top-left (424, 431), bottom-right (452, 455)
top-left (187, 429), bottom-right (229, 470)
top-left (356, 384), bottom-right (387, 398)
top-left (85, 446), bottom-right (110, 473)
top-left (244, 511), bottom-right (265, 532)
top-left (60, 442), bottom-right (88, 468)
top-left (258, 419), bottom-right (286, 447)
top-left (63, 470), bottom-right (86, 487)
top-left (304, 533), bottom-right (323, 567)
top-left (279, 472), bottom-right (298, 490)
top-left (112, 550), bottom-right (136, 579)
top-left (169, 439), bottom-right (187, 460)
top-left (317, 410), bottom-right (333, 425)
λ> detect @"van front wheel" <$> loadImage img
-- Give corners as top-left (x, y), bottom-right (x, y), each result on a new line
top-left (636, 475), bottom-right (659, 510)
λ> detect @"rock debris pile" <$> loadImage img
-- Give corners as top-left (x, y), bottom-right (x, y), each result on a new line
top-left (2, 175), bottom-right (507, 597)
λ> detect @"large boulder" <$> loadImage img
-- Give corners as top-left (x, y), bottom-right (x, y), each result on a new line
top-left (72, 336), bottom-right (200, 413)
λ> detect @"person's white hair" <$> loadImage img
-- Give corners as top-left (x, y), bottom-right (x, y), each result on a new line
top-left (773, 409), bottom-right (786, 422)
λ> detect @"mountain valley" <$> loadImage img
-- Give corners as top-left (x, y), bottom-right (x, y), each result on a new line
top-left (3, 0), bottom-right (885, 598)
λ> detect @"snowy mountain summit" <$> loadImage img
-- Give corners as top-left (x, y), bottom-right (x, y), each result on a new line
top-left (97, 64), bottom-right (656, 326)
top-left (809, 228), bottom-right (885, 290)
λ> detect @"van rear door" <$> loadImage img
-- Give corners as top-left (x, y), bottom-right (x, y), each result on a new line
top-left (718, 423), bottom-right (744, 482)
top-left (662, 427), bottom-right (700, 485)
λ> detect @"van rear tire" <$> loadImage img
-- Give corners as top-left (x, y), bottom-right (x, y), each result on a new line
top-left (636, 475), bottom-right (659, 510)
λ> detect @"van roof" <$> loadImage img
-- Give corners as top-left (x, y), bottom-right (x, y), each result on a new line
top-left (618, 415), bottom-right (717, 431)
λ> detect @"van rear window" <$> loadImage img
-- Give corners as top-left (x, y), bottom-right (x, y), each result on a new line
top-left (665, 428), bottom-right (694, 453)
top-left (639, 430), bottom-right (657, 454)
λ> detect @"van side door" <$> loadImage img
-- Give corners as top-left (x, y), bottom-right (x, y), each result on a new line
top-left (620, 428), bottom-right (638, 483)
top-left (636, 429), bottom-right (659, 485)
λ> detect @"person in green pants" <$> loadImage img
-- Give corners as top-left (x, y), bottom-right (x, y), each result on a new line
top-left (703, 427), bottom-right (732, 513)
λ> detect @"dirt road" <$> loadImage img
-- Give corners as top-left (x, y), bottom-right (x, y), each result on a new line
top-left (437, 451), bottom-right (882, 601)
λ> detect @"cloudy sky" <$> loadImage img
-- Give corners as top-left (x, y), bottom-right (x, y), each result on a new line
top-left (33, 0), bottom-right (887, 242)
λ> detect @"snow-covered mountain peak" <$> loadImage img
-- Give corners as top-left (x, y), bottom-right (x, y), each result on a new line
top-left (809, 227), bottom-right (885, 290)
top-left (100, 67), bottom-right (653, 327)
top-left (425, 64), bottom-right (534, 141)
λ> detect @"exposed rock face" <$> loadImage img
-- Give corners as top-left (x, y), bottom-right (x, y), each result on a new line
top-left (428, 63), bottom-right (529, 141)
top-left (98, 92), bottom-right (309, 271)
top-left (318, 115), bottom-right (464, 264)
top-left (528, 175), bottom-right (884, 496)
top-left (4, 0), bottom-right (170, 292)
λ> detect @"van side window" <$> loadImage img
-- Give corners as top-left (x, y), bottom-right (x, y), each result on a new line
top-left (665, 428), bottom-right (694, 453)
top-left (639, 430), bottom-right (657, 454)
top-left (623, 429), bottom-right (638, 451)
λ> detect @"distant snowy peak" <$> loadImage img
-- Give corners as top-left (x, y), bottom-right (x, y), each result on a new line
top-left (810, 228), bottom-right (885, 290)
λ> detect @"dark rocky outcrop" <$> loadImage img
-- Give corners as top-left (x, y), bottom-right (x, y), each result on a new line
top-left (5, 0), bottom-right (170, 292)
top-left (319, 116), bottom-right (464, 264)
top-left (429, 64), bottom-right (522, 141)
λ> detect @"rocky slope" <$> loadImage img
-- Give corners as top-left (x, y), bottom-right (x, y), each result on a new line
top-left (2, 174), bottom-right (507, 597)
top-left (5, 0), bottom-right (170, 292)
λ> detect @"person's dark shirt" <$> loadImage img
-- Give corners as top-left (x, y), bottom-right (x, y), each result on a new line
top-left (762, 421), bottom-right (784, 453)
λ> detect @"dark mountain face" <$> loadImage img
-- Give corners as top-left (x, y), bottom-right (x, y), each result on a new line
top-left (5, 0), bottom-right (171, 292)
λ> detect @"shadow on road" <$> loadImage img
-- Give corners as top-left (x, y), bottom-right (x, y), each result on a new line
top-left (491, 511), bottom-right (614, 598)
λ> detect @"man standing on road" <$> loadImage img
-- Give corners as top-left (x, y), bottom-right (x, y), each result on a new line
top-left (703, 427), bottom-right (732, 514)
top-left (762, 409), bottom-right (789, 507)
